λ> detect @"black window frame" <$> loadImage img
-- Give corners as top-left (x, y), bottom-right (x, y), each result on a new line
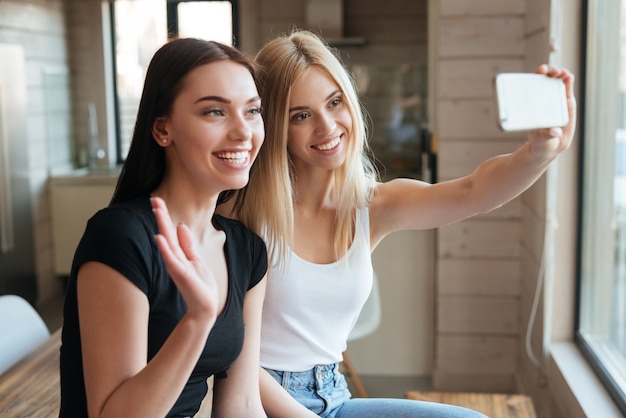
top-left (574, 0), bottom-right (626, 414)
top-left (109, 0), bottom-right (238, 164)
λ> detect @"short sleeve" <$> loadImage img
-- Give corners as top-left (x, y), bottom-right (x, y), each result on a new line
top-left (71, 206), bottom-right (159, 295)
top-left (247, 231), bottom-right (268, 290)
top-left (214, 215), bottom-right (267, 291)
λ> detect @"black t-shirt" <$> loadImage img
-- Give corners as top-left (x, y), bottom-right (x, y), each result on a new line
top-left (59, 195), bottom-right (267, 417)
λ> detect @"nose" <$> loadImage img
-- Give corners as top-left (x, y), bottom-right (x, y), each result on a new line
top-left (315, 110), bottom-right (337, 136)
top-left (228, 113), bottom-right (253, 142)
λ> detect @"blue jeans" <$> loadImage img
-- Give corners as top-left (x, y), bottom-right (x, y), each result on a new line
top-left (265, 364), bottom-right (488, 418)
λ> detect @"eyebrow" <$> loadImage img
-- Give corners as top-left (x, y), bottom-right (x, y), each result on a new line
top-left (194, 95), bottom-right (261, 104)
top-left (289, 89), bottom-right (341, 113)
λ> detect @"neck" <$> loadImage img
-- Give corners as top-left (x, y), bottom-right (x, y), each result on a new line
top-left (151, 182), bottom-right (220, 239)
top-left (293, 166), bottom-right (336, 211)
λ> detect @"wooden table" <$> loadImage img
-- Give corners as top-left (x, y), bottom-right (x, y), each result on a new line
top-left (406, 390), bottom-right (537, 418)
top-left (0, 328), bottom-right (214, 417)
top-left (0, 328), bottom-right (61, 418)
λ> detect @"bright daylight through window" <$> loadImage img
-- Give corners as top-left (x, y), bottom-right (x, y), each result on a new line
top-left (112, 0), bottom-right (233, 161)
top-left (577, 0), bottom-right (626, 414)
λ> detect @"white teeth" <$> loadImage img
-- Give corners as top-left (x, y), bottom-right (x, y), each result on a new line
top-left (314, 137), bottom-right (340, 151)
top-left (216, 151), bottom-right (248, 163)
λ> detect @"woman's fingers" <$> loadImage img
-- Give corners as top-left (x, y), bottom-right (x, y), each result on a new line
top-left (150, 197), bottom-right (219, 319)
top-left (151, 197), bottom-right (186, 261)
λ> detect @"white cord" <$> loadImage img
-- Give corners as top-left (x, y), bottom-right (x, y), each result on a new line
top-left (525, 235), bottom-right (546, 368)
top-left (525, 163), bottom-right (559, 368)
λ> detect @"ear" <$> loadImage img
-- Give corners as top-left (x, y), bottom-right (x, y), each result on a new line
top-left (152, 117), bottom-right (170, 147)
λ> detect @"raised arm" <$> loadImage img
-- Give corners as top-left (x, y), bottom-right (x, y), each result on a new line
top-left (78, 197), bottom-right (219, 418)
top-left (370, 65), bottom-right (576, 246)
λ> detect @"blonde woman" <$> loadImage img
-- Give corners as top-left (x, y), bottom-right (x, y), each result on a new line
top-left (226, 30), bottom-right (576, 418)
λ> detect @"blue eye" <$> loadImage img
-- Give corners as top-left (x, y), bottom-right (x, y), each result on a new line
top-left (248, 106), bottom-right (263, 116)
top-left (204, 108), bottom-right (224, 117)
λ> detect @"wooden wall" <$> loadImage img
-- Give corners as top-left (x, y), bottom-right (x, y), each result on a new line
top-left (243, 0), bottom-right (427, 65)
top-left (430, 0), bottom-right (528, 392)
top-left (518, 0), bottom-right (552, 413)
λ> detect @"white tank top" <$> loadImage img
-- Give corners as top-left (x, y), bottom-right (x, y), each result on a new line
top-left (260, 207), bottom-right (374, 371)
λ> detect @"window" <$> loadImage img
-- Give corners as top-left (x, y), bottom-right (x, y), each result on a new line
top-left (110, 0), bottom-right (236, 162)
top-left (577, 0), bottom-right (626, 414)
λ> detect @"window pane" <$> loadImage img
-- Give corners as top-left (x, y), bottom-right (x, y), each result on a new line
top-left (578, 0), bottom-right (626, 411)
top-left (178, 2), bottom-right (233, 45)
top-left (113, 0), bottom-right (167, 160)
top-left (113, 1), bottom-right (234, 161)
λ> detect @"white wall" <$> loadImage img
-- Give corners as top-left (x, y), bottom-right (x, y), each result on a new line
top-left (0, 0), bottom-right (70, 306)
top-left (348, 230), bottom-right (435, 376)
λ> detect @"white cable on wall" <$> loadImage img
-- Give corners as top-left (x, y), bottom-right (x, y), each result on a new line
top-left (525, 155), bottom-right (560, 369)
top-left (525, 0), bottom-right (564, 370)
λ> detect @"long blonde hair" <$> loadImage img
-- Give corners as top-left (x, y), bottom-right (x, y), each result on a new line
top-left (234, 30), bottom-right (377, 268)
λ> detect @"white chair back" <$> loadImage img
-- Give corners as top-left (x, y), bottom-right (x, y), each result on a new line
top-left (0, 295), bottom-right (50, 375)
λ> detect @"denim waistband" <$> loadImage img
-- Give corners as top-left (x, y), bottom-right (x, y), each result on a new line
top-left (265, 363), bottom-right (339, 390)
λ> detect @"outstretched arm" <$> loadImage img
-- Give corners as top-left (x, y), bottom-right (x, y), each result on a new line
top-left (370, 65), bottom-right (576, 246)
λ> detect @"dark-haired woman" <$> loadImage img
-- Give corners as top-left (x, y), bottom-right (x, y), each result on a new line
top-left (60, 38), bottom-right (267, 418)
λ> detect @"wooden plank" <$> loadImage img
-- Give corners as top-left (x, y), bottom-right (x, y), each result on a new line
top-left (520, 174), bottom-right (547, 217)
top-left (439, 17), bottom-right (524, 57)
top-left (432, 371), bottom-right (517, 393)
top-left (405, 391), bottom-right (537, 418)
top-left (337, 44), bottom-right (427, 65)
top-left (0, 329), bottom-right (61, 418)
top-left (436, 335), bottom-right (517, 374)
top-left (438, 259), bottom-right (521, 296)
top-left (438, 296), bottom-right (520, 334)
top-left (260, 20), bottom-right (306, 42)
top-left (437, 99), bottom-right (507, 139)
top-left (345, 0), bottom-right (426, 17)
top-left (258, 0), bottom-right (304, 19)
top-left (525, 0), bottom-right (550, 35)
top-left (437, 138), bottom-right (523, 179)
top-left (520, 204), bottom-right (546, 262)
top-left (524, 30), bottom-right (550, 71)
top-left (440, 0), bottom-right (525, 17)
top-left (346, 17), bottom-right (427, 43)
top-left (0, 1), bottom-right (64, 34)
top-left (438, 58), bottom-right (523, 99)
top-left (438, 219), bottom-right (522, 258)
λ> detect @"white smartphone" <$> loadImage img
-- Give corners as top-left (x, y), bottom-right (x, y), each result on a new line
top-left (494, 73), bottom-right (569, 132)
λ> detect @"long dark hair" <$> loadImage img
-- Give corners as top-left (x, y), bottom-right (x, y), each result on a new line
top-left (110, 38), bottom-right (260, 205)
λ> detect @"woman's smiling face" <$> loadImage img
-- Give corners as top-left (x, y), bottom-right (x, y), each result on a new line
top-left (160, 60), bottom-right (264, 193)
top-left (286, 66), bottom-right (352, 171)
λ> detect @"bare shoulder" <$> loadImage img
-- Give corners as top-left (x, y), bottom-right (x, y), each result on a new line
top-left (368, 178), bottom-right (432, 244)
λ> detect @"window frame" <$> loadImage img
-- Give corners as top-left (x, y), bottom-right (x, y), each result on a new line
top-left (108, 0), bottom-right (238, 164)
top-left (575, 0), bottom-right (626, 414)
